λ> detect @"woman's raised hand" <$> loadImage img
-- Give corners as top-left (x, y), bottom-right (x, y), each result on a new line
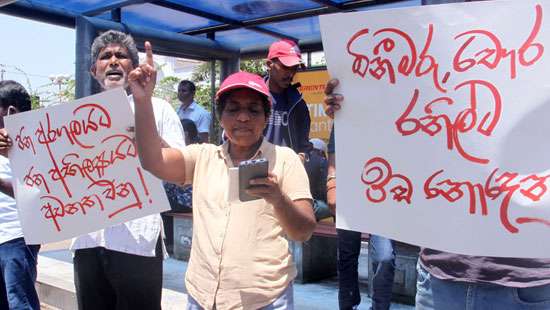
top-left (128, 41), bottom-right (157, 102)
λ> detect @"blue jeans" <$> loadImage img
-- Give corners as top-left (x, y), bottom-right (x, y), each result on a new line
top-left (186, 282), bottom-right (294, 309)
top-left (336, 229), bottom-right (395, 310)
top-left (368, 235), bottom-right (395, 310)
top-left (416, 263), bottom-right (550, 310)
top-left (313, 200), bottom-right (332, 222)
top-left (0, 237), bottom-right (40, 310)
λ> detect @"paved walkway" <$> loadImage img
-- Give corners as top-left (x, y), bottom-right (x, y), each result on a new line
top-left (38, 248), bottom-right (415, 310)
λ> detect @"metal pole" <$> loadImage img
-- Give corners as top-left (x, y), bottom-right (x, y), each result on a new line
top-left (209, 60), bottom-right (216, 143)
top-left (79, 16), bottom-right (239, 60)
top-left (220, 57), bottom-right (239, 82)
top-left (206, 32), bottom-right (217, 144)
top-left (422, 0), bottom-right (466, 4)
top-left (75, 16), bottom-right (99, 98)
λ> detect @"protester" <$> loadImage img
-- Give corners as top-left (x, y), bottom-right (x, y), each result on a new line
top-left (310, 138), bottom-right (327, 159)
top-left (325, 81), bottom-right (396, 310)
top-left (162, 119), bottom-right (199, 254)
top-left (304, 138), bottom-right (332, 221)
top-left (264, 39), bottom-right (312, 154)
top-left (180, 118), bottom-right (202, 145)
top-left (0, 80), bottom-right (40, 310)
top-left (177, 80), bottom-right (211, 143)
top-left (164, 119), bottom-right (199, 212)
top-left (130, 44), bottom-right (316, 308)
top-left (70, 30), bottom-right (185, 310)
top-left (324, 78), bottom-right (550, 310)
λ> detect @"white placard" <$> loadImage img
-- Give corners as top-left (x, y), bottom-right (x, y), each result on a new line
top-left (5, 88), bottom-right (170, 244)
top-left (320, 0), bottom-right (550, 257)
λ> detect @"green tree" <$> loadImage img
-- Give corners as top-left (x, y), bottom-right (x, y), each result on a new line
top-left (30, 78), bottom-right (75, 108)
top-left (154, 76), bottom-right (180, 109)
top-left (240, 59), bottom-right (265, 75)
top-left (190, 61), bottom-right (219, 112)
top-left (59, 78), bottom-right (76, 102)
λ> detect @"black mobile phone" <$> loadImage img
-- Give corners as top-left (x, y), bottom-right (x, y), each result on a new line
top-left (239, 158), bottom-right (269, 202)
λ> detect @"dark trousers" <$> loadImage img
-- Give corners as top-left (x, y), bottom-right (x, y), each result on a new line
top-left (337, 229), bottom-right (396, 310)
top-left (337, 229), bottom-right (362, 310)
top-left (0, 238), bottom-right (40, 310)
top-left (73, 238), bottom-right (163, 310)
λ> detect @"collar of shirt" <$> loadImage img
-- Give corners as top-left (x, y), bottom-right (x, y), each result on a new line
top-left (218, 138), bottom-right (269, 167)
top-left (179, 101), bottom-right (197, 113)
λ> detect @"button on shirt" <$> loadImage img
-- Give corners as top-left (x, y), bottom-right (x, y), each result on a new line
top-left (0, 155), bottom-right (24, 245)
top-left (71, 95), bottom-right (186, 257)
top-left (181, 140), bottom-right (312, 310)
top-left (177, 101), bottom-right (212, 134)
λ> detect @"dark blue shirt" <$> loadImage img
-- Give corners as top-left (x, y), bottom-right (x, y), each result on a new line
top-left (265, 92), bottom-right (291, 147)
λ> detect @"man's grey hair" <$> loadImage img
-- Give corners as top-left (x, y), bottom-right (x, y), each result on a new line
top-left (91, 30), bottom-right (140, 67)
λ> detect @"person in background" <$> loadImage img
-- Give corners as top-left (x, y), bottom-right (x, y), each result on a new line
top-left (70, 30), bottom-right (185, 310)
top-left (180, 118), bottom-right (202, 145)
top-left (325, 80), bottom-right (396, 310)
top-left (164, 119), bottom-right (199, 212)
top-left (130, 41), bottom-right (316, 308)
top-left (304, 138), bottom-right (332, 221)
top-left (176, 80), bottom-right (211, 143)
top-left (162, 118), bottom-right (199, 254)
top-left (264, 39), bottom-right (312, 155)
top-left (0, 80), bottom-right (40, 310)
top-left (310, 138), bottom-right (327, 159)
top-left (324, 78), bottom-right (550, 310)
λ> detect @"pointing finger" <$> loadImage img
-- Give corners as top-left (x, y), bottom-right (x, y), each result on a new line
top-left (145, 41), bottom-right (154, 67)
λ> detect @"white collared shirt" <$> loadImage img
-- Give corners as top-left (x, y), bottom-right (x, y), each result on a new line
top-left (177, 101), bottom-right (212, 134)
top-left (71, 95), bottom-right (185, 257)
top-left (0, 155), bottom-right (24, 245)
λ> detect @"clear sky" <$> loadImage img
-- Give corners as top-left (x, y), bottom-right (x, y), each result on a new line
top-left (0, 13), bottom-right (75, 97)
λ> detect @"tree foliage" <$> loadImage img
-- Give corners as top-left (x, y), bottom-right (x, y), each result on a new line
top-left (153, 76), bottom-right (180, 109)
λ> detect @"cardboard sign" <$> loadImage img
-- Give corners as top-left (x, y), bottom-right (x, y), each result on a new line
top-left (294, 70), bottom-right (332, 141)
top-left (5, 88), bottom-right (170, 244)
top-left (320, 0), bottom-right (550, 257)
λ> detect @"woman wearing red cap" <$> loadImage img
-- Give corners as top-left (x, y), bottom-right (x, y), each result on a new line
top-left (129, 42), bottom-right (316, 310)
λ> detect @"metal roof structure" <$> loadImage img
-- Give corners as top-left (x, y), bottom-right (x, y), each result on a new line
top-left (1, 0), bottom-right (423, 58)
top-left (0, 0), bottom-right (438, 97)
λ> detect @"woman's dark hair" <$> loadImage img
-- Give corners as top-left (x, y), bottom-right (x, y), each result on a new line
top-left (216, 89), bottom-right (271, 120)
top-left (181, 119), bottom-right (201, 144)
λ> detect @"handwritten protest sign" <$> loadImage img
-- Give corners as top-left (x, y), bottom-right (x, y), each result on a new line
top-left (5, 88), bottom-right (170, 244)
top-left (320, 0), bottom-right (550, 257)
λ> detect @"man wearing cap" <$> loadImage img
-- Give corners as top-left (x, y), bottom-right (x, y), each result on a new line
top-left (131, 47), bottom-right (317, 309)
top-left (264, 39), bottom-right (312, 154)
top-left (305, 138), bottom-right (332, 221)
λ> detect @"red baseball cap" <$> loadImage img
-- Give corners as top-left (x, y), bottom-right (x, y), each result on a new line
top-left (216, 71), bottom-right (271, 106)
top-left (267, 39), bottom-right (304, 68)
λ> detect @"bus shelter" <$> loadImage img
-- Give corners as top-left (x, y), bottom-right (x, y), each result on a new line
top-left (0, 0), bottom-right (463, 101)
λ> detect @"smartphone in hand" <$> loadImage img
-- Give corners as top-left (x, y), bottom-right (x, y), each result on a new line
top-left (239, 158), bottom-right (269, 202)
